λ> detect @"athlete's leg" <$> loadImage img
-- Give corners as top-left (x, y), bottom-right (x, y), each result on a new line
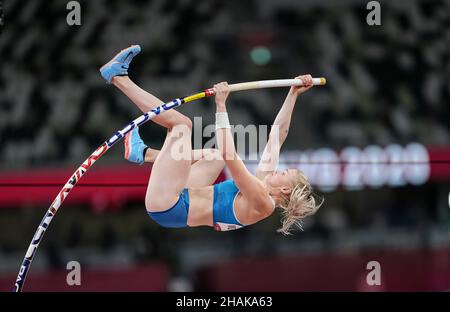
top-left (101, 46), bottom-right (195, 214)
top-left (145, 118), bottom-right (193, 213)
top-left (145, 148), bottom-right (225, 187)
top-left (112, 76), bottom-right (186, 130)
top-left (186, 149), bottom-right (225, 187)
top-left (125, 126), bottom-right (225, 187)
top-left (100, 45), bottom-right (186, 131)
top-left (145, 148), bottom-right (224, 187)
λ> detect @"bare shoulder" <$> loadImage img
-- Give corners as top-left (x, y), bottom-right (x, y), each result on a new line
top-left (235, 189), bottom-right (275, 225)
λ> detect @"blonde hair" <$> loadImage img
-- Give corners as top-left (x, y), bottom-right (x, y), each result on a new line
top-left (276, 170), bottom-right (324, 235)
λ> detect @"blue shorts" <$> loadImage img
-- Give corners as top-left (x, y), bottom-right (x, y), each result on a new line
top-left (147, 188), bottom-right (189, 228)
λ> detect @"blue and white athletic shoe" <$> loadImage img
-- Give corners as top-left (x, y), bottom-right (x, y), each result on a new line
top-left (124, 126), bottom-right (147, 165)
top-left (99, 45), bottom-right (141, 84)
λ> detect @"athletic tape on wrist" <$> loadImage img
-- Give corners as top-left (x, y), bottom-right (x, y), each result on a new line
top-left (215, 112), bottom-right (231, 130)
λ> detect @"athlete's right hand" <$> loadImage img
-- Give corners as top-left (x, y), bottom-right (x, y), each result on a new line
top-left (214, 82), bottom-right (230, 107)
top-left (290, 74), bottom-right (313, 96)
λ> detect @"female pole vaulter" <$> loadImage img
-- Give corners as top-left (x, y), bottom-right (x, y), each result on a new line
top-left (100, 45), bottom-right (323, 234)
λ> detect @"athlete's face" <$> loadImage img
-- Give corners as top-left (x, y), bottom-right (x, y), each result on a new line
top-left (265, 169), bottom-right (297, 191)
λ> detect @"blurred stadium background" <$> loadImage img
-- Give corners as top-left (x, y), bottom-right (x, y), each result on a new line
top-left (0, 0), bottom-right (449, 291)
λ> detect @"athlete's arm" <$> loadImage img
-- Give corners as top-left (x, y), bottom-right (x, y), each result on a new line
top-left (214, 82), bottom-right (272, 212)
top-left (256, 74), bottom-right (314, 180)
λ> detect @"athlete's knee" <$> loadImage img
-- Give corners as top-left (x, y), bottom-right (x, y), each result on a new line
top-left (168, 115), bottom-right (192, 131)
top-left (203, 148), bottom-right (224, 162)
top-left (180, 116), bottom-right (193, 130)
